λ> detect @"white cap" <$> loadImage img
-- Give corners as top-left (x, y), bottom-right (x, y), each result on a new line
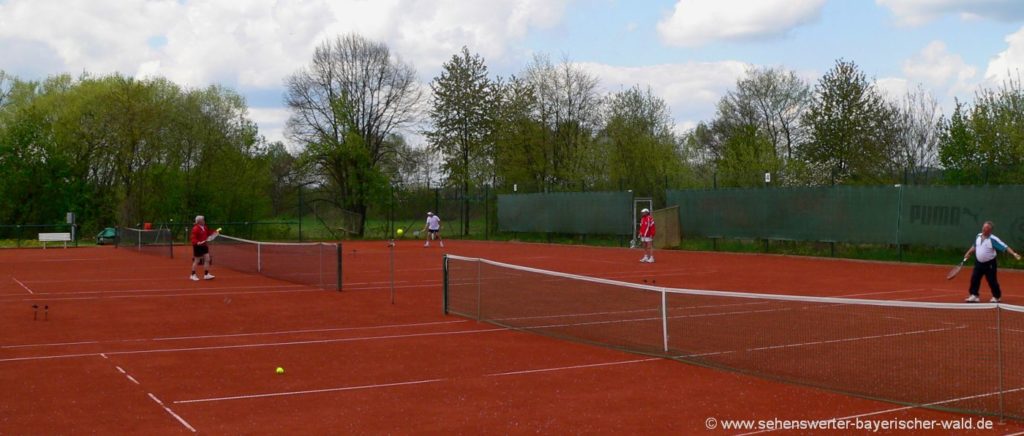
top-left (641, 208), bottom-right (649, 214)
top-left (427, 211), bottom-right (434, 216)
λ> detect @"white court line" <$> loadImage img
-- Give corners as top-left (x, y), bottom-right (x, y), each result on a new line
top-left (175, 357), bottom-right (659, 404)
top-left (3, 340), bottom-right (102, 349)
top-left (0, 328), bottom-right (506, 363)
top-left (6, 282), bottom-right (440, 303)
top-left (735, 385), bottom-right (1024, 435)
top-left (486, 357), bottom-right (660, 377)
top-left (148, 393), bottom-right (196, 433)
top-left (1, 283), bottom-right (307, 297)
top-left (126, 375), bottom-right (140, 385)
top-left (17, 288), bottom-right (323, 303)
top-left (12, 277), bottom-right (33, 294)
top-left (115, 366), bottom-right (126, 374)
top-left (175, 379), bottom-right (446, 404)
top-left (151, 320), bottom-right (468, 341)
top-left (681, 325), bottom-right (966, 358)
top-left (2, 320), bottom-right (469, 349)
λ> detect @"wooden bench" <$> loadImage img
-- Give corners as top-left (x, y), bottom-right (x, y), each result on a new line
top-left (39, 232), bottom-right (71, 249)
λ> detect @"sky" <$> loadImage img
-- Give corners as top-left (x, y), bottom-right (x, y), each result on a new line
top-left (3, 0), bottom-right (1024, 148)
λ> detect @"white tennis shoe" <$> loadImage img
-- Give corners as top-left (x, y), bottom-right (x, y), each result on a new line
top-left (965, 295), bottom-right (980, 303)
top-left (190, 274), bottom-right (200, 281)
top-left (204, 273), bottom-right (215, 280)
top-left (991, 297), bottom-right (1000, 303)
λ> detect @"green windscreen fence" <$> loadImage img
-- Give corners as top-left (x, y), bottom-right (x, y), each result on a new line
top-left (498, 192), bottom-right (633, 235)
top-left (667, 185), bottom-right (1024, 248)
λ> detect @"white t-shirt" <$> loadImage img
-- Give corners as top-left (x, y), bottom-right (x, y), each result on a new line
top-left (426, 215), bottom-right (441, 231)
top-left (974, 233), bottom-right (1009, 263)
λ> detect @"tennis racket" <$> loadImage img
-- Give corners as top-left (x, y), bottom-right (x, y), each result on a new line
top-left (204, 227), bottom-right (222, 243)
top-left (946, 258), bottom-right (967, 280)
top-left (629, 238), bottom-right (637, 249)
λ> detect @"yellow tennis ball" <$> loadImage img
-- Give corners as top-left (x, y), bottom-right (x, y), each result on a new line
top-left (396, 228), bottom-right (404, 236)
top-left (216, 227), bottom-right (222, 232)
top-left (275, 367), bottom-right (284, 374)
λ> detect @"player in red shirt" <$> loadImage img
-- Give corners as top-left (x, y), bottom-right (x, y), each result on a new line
top-left (190, 215), bottom-right (215, 281)
top-left (638, 208), bottom-right (656, 263)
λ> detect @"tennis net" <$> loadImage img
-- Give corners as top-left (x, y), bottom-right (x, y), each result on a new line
top-left (116, 227), bottom-right (174, 258)
top-left (443, 254), bottom-right (1024, 420)
top-left (209, 234), bottom-right (341, 290)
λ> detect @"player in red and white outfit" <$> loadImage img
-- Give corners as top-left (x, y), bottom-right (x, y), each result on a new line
top-left (190, 215), bottom-right (215, 281)
top-left (638, 208), bottom-right (655, 263)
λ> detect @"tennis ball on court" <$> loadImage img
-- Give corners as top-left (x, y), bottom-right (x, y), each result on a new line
top-left (396, 228), bottom-right (404, 236)
top-left (275, 367), bottom-right (284, 374)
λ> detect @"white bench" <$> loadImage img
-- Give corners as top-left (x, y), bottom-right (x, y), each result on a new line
top-left (39, 232), bottom-right (71, 249)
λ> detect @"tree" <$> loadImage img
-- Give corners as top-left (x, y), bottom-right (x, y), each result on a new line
top-left (0, 72), bottom-right (272, 231)
top-left (493, 75), bottom-right (548, 192)
top-left (938, 77), bottom-right (1024, 184)
top-left (891, 85), bottom-right (941, 183)
top-left (522, 55), bottom-right (604, 190)
top-left (801, 59), bottom-right (900, 185)
top-left (427, 47), bottom-right (498, 235)
top-left (601, 85), bottom-right (682, 202)
top-left (717, 67), bottom-right (810, 184)
top-left (285, 34), bottom-right (423, 235)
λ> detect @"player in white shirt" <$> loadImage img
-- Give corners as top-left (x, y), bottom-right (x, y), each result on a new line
top-left (423, 211), bottom-right (444, 248)
top-left (962, 221), bottom-right (1021, 303)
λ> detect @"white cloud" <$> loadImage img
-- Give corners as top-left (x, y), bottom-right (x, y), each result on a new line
top-left (656, 0), bottom-right (826, 47)
top-left (877, 0), bottom-right (1024, 26)
top-left (576, 61), bottom-right (750, 133)
top-left (986, 26), bottom-right (1024, 85)
top-left (0, 0), bottom-right (571, 146)
top-left (248, 107), bottom-right (291, 147)
top-left (901, 41), bottom-right (977, 98)
top-left (876, 77), bottom-right (911, 100)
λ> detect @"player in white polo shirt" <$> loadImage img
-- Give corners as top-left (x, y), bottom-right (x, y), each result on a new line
top-left (962, 221), bottom-right (1021, 303)
top-left (423, 211), bottom-right (444, 248)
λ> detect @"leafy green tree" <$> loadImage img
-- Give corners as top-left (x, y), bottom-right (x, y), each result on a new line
top-left (427, 47), bottom-right (498, 235)
top-left (493, 75), bottom-right (548, 192)
top-left (285, 34), bottom-right (422, 235)
top-left (716, 67), bottom-right (810, 184)
top-left (601, 85), bottom-right (682, 202)
top-left (522, 55), bottom-right (603, 190)
top-left (801, 59), bottom-right (900, 185)
top-left (938, 77), bottom-right (1024, 184)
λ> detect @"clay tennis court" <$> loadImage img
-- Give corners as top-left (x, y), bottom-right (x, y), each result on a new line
top-left (3, 241), bottom-right (1024, 434)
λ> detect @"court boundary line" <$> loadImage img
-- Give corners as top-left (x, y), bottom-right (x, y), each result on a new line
top-left (0, 327), bottom-right (507, 363)
top-left (3, 320), bottom-right (470, 349)
top-left (12, 277), bottom-right (33, 294)
top-left (174, 357), bottom-right (660, 404)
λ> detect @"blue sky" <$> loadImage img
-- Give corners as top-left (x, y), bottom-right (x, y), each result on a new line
top-left (2, 0), bottom-right (1024, 146)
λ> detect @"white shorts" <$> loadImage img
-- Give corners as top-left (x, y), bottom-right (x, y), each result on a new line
top-left (640, 237), bottom-right (653, 243)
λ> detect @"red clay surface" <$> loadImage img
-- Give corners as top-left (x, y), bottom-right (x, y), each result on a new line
top-left (2, 240), bottom-right (1023, 435)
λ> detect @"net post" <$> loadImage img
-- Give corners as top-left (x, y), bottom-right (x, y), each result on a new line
top-left (661, 289), bottom-right (669, 354)
top-left (257, 243), bottom-right (262, 273)
top-left (442, 255), bottom-right (449, 314)
top-left (476, 259), bottom-right (482, 321)
top-left (336, 243), bottom-right (342, 291)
